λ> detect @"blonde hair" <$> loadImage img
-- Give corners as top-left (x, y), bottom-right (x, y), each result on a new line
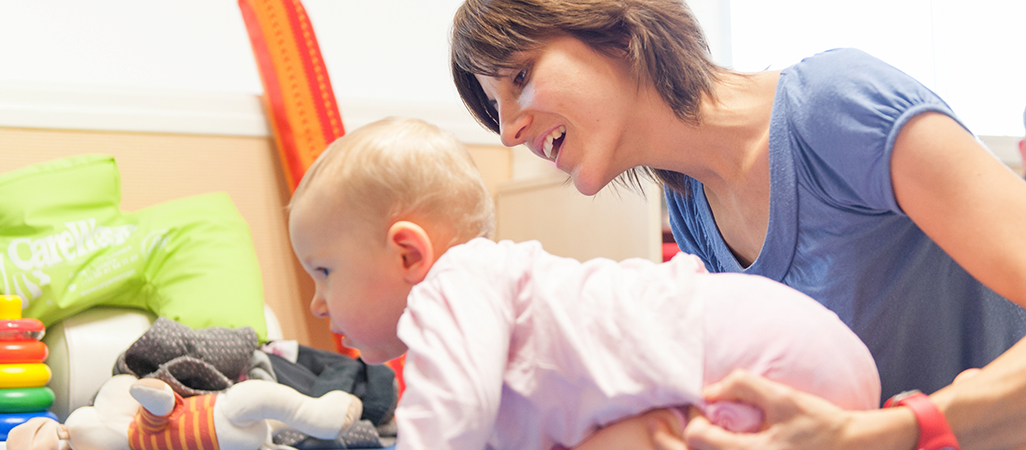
top-left (291, 117), bottom-right (495, 245)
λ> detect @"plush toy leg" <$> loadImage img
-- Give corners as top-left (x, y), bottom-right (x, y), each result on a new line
top-left (64, 406), bottom-right (133, 450)
top-left (218, 380), bottom-right (363, 440)
top-left (5, 417), bottom-right (70, 450)
top-left (63, 374), bottom-right (141, 450)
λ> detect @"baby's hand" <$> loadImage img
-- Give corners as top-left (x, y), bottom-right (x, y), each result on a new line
top-left (6, 417), bottom-right (71, 450)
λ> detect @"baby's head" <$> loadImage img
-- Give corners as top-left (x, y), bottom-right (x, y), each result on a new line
top-left (288, 117), bottom-right (494, 363)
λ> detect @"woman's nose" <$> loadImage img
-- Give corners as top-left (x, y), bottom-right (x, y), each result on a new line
top-left (310, 295), bottom-right (328, 319)
top-left (498, 102), bottom-right (529, 147)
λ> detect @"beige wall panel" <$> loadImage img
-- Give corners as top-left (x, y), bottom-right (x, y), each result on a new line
top-left (466, 144), bottom-right (513, 199)
top-left (495, 175), bottom-right (662, 263)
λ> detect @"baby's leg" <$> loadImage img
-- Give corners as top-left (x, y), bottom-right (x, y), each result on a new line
top-left (570, 407), bottom-right (691, 450)
top-left (698, 273), bottom-right (881, 411)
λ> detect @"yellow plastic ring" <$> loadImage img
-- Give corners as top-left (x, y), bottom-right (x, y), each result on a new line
top-left (0, 364), bottom-right (51, 389)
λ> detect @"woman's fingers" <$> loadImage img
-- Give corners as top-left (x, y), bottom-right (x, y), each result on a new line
top-left (685, 369), bottom-right (852, 450)
top-left (703, 369), bottom-right (795, 417)
top-left (649, 415), bottom-right (691, 450)
top-left (683, 412), bottom-right (761, 450)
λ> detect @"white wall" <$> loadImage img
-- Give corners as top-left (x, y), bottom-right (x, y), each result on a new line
top-left (0, 0), bottom-right (498, 143)
top-left (727, 0), bottom-right (1026, 162)
top-left (0, 0), bottom-right (1018, 160)
top-left (0, 0), bottom-right (732, 150)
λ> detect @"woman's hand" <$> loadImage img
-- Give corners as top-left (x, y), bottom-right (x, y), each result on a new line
top-left (674, 370), bottom-right (916, 450)
top-left (680, 369), bottom-right (849, 450)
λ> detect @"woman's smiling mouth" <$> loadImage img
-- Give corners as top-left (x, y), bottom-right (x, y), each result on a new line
top-left (542, 125), bottom-right (566, 161)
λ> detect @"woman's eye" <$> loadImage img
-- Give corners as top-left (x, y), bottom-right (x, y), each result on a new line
top-left (512, 68), bottom-right (528, 87)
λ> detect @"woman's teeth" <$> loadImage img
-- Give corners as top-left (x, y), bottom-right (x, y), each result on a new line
top-left (543, 126), bottom-right (566, 160)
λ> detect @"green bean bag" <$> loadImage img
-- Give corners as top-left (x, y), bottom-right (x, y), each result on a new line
top-left (0, 154), bottom-right (267, 340)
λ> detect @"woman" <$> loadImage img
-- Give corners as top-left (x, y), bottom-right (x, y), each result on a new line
top-left (450, 0), bottom-right (1026, 449)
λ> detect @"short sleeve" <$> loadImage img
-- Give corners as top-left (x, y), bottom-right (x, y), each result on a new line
top-left (781, 48), bottom-right (966, 213)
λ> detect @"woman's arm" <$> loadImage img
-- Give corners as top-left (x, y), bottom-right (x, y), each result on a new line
top-left (891, 112), bottom-right (1026, 307)
top-left (889, 111), bottom-right (1026, 449)
top-left (681, 337), bottom-right (1026, 450)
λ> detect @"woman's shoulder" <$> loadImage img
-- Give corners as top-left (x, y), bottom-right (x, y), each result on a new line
top-left (785, 48), bottom-right (892, 79)
top-left (776, 47), bottom-right (951, 142)
top-left (791, 47), bottom-right (881, 70)
top-left (771, 48), bottom-right (955, 211)
top-left (779, 48), bottom-right (921, 105)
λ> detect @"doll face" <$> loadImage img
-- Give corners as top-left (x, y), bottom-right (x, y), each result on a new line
top-left (289, 188), bottom-right (410, 364)
top-left (475, 35), bottom-right (644, 196)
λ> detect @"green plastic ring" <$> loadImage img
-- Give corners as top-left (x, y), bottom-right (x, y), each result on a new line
top-left (0, 387), bottom-right (54, 413)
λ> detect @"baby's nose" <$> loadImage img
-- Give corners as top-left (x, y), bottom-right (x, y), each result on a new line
top-left (310, 296), bottom-right (328, 318)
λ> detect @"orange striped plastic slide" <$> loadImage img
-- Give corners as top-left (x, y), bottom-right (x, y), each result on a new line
top-left (237, 0), bottom-right (405, 395)
top-left (238, 0), bottom-right (344, 192)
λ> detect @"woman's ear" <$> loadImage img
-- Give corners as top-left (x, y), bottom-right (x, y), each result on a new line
top-left (387, 221), bottom-right (435, 284)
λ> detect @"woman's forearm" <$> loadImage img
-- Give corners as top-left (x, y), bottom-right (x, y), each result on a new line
top-left (931, 337), bottom-right (1026, 450)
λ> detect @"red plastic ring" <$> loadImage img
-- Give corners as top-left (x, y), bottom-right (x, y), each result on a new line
top-left (0, 341), bottom-right (47, 364)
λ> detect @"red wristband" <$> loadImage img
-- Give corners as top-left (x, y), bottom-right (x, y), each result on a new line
top-left (884, 390), bottom-right (960, 450)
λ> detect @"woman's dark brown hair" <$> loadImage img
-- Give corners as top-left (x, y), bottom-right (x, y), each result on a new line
top-left (450, 0), bottom-right (727, 193)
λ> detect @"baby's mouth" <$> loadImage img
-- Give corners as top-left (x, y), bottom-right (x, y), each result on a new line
top-left (542, 125), bottom-right (566, 162)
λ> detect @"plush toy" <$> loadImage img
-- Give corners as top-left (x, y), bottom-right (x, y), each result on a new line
top-left (7, 374), bottom-right (363, 450)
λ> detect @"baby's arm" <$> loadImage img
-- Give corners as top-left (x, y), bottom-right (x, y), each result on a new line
top-left (396, 270), bottom-right (514, 449)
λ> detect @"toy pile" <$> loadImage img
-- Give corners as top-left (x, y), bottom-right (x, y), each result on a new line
top-left (0, 294), bottom-right (56, 440)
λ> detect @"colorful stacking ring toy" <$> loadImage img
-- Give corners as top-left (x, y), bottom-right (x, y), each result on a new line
top-left (0, 387), bottom-right (55, 413)
top-left (0, 363), bottom-right (51, 389)
top-left (0, 318), bottom-right (44, 341)
top-left (0, 294), bottom-right (56, 435)
top-left (0, 341), bottom-right (48, 364)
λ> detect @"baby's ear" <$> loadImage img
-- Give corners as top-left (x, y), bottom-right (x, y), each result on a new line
top-left (388, 221), bottom-right (435, 284)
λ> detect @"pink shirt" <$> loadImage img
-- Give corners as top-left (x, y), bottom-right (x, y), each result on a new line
top-left (395, 239), bottom-right (879, 450)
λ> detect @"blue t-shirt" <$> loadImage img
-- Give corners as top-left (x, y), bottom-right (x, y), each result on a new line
top-left (666, 48), bottom-right (1026, 402)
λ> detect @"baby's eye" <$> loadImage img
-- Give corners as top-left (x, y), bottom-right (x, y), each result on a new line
top-left (317, 268), bottom-right (330, 277)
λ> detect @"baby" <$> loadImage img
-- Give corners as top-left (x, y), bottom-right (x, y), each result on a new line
top-left (288, 117), bottom-right (881, 450)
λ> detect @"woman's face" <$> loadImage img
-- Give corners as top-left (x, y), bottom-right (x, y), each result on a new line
top-left (475, 36), bottom-right (644, 196)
